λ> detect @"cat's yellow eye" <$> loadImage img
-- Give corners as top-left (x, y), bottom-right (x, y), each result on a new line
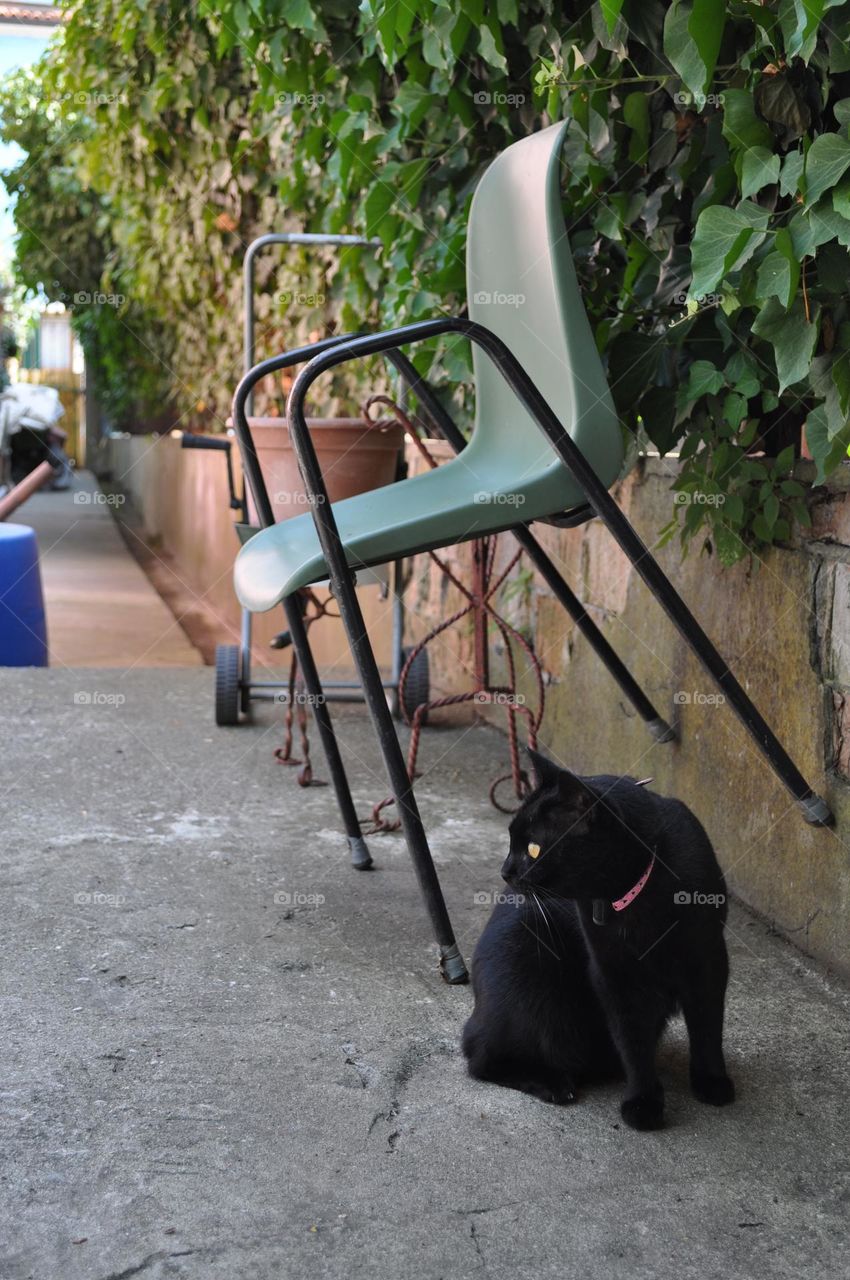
top-left (527, 842), bottom-right (541, 859)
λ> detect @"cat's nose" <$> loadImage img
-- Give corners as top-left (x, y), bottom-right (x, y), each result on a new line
top-left (501, 855), bottom-right (518, 884)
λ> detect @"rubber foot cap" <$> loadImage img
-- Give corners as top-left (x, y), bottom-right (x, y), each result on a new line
top-left (647, 717), bottom-right (676, 744)
top-left (347, 835), bottom-right (374, 869)
top-left (439, 944), bottom-right (469, 985)
top-left (799, 794), bottom-right (834, 826)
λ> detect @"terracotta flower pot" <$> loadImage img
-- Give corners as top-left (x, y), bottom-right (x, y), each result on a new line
top-left (243, 416), bottom-right (405, 523)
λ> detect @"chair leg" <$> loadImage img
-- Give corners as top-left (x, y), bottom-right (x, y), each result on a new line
top-left (426, 326), bottom-right (832, 827)
top-left (292, 579), bottom-right (467, 983)
top-left (261, 324), bottom-right (831, 828)
top-left (513, 525), bottom-right (675, 743)
top-left (383, 348), bottom-right (674, 742)
top-left (539, 450), bottom-right (833, 825)
top-left (282, 594), bottom-right (373, 869)
top-left (338, 584), bottom-right (468, 981)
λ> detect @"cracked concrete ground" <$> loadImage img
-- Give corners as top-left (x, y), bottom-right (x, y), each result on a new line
top-left (2, 668), bottom-right (849, 1280)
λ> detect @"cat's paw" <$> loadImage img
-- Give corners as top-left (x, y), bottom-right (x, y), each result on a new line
top-left (549, 1081), bottom-right (578, 1106)
top-left (519, 1079), bottom-right (577, 1106)
top-left (691, 1071), bottom-right (735, 1106)
top-left (620, 1091), bottom-right (665, 1131)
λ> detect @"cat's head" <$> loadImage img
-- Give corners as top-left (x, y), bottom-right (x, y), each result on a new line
top-left (502, 750), bottom-right (639, 899)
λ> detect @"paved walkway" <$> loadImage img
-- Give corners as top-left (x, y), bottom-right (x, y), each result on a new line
top-left (15, 471), bottom-right (201, 667)
top-left (1, 668), bottom-right (848, 1280)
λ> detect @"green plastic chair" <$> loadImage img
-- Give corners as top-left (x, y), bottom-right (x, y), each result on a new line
top-left (231, 121), bottom-right (832, 985)
top-left (234, 122), bottom-right (622, 610)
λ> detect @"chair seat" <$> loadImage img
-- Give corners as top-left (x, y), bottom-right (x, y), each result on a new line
top-left (234, 442), bottom-right (596, 612)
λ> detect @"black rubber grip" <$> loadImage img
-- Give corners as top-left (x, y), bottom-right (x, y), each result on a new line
top-left (180, 433), bottom-right (231, 452)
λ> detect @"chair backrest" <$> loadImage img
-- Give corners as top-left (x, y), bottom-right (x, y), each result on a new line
top-left (465, 121), bottom-right (623, 490)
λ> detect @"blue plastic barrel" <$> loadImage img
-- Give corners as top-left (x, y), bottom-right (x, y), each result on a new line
top-left (0, 522), bottom-right (48, 666)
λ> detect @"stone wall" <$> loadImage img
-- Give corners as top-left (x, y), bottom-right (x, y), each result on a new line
top-left (403, 453), bottom-right (850, 978)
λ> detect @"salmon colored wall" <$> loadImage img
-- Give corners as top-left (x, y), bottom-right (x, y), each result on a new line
top-left (103, 433), bottom-right (399, 678)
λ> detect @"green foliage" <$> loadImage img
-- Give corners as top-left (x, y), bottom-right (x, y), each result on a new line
top-left (548, 0), bottom-right (850, 564)
top-left (0, 68), bottom-right (172, 427)
top-left (2, 2), bottom-right (850, 560)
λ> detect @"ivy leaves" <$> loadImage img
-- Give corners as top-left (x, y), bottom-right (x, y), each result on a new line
top-left (756, 228), bottom-right (799, 308)
top-left (688, 203), bottom-right (770, 299)
top-left (664, 0), bottom-right (726, 96)
top-left (665, 4), bottom-right (850, 558)
top-left (751, 298), bottom-right (819, 392)
top-left (803, 134), bottom-right (850, 205)
top-left (805, 347), bottom-right (850, 481)
top-left (6, 0), bottom-right (850, 570)
top-left (741, 146), bottom-right (780, 199)
top-left (780, 0), bottom-right (845, 64)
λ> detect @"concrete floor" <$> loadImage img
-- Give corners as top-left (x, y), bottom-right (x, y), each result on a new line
top-left (16, 472), bottom-right (202, 667)
top-left (2, 668), bottom-right (849, 1280)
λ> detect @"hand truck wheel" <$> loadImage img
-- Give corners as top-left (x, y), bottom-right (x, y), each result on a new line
top-left (394, 645), bottom-right (430, 725)
top-left (215, 643), bottom-right (242, 726)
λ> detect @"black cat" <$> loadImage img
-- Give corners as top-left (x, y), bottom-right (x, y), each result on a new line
top-left (462, 750), bottom-right (734, 1131)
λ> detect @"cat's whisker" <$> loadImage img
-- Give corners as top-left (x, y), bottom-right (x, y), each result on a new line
top-left (532, 896), bottom-right (545, 962)
top-left (532, 890), bottom-right (556, 947)
top-left (531, 882), bottom-right (575, 909)
top-left (525, 893), bottom-right (543, 965)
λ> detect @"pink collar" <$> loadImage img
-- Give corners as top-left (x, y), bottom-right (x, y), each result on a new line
top-left (611, 852), bottom-right (656, 912)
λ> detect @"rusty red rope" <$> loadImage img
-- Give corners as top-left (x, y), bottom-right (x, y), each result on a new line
top-left (273, 587), bottom-right (337, 786)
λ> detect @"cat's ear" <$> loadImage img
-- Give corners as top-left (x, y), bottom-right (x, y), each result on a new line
top-left (529, 750), bottom-right (596, 826)
top-left (553, 769), bottom-right (597, 825)
top-left (527, 748), bottom-right (563, 790)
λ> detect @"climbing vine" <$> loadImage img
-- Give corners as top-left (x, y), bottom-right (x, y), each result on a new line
top-left (2, 1), bottom-right (850, 560)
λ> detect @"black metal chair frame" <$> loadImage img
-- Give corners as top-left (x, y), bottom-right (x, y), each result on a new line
top-left (232, 317), bottom-right (833, 986)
